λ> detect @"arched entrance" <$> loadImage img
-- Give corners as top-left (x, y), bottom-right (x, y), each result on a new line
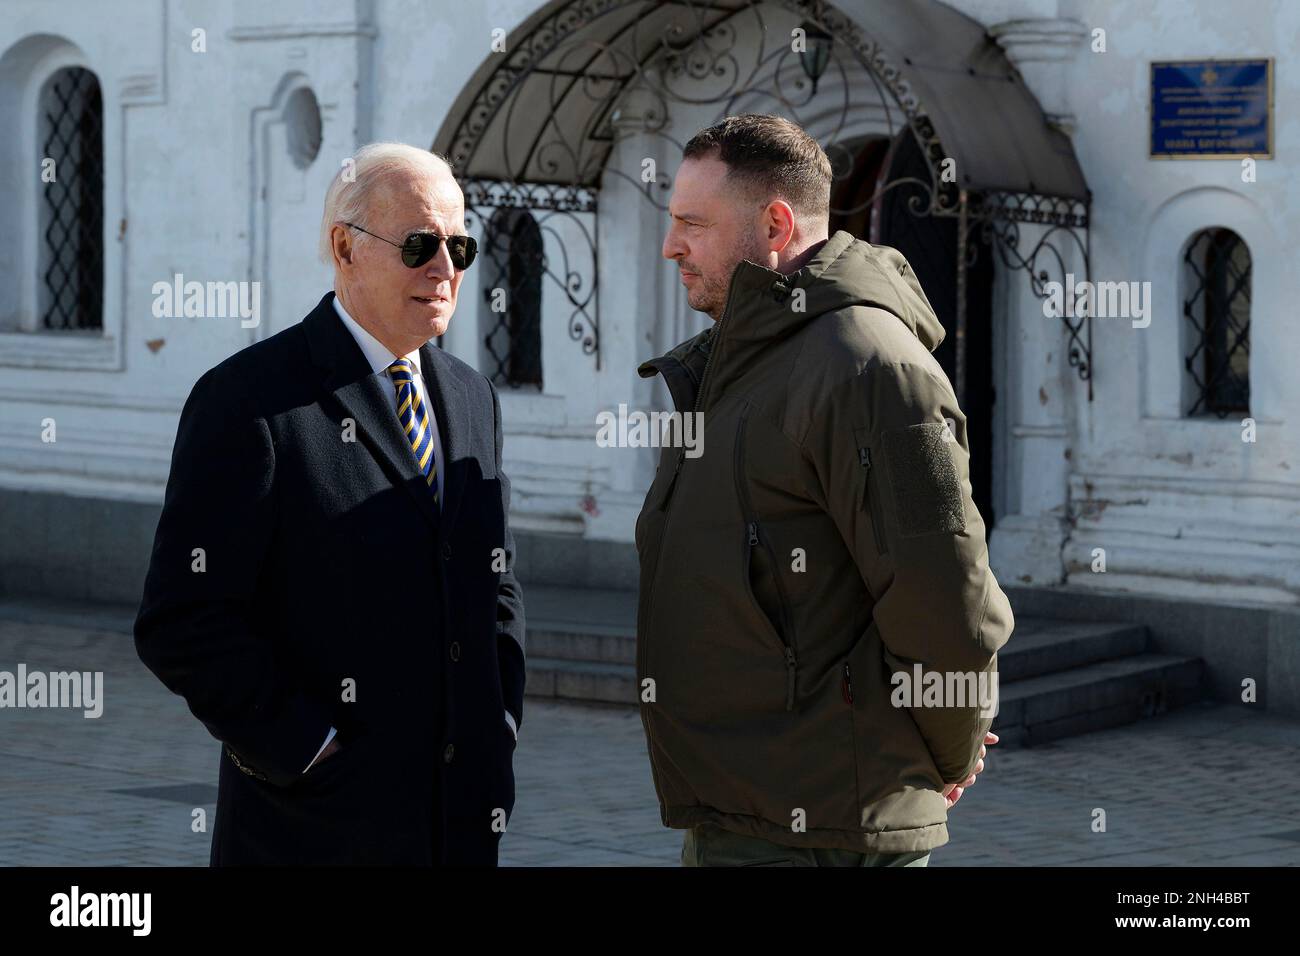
top-left (433, 0), bottom-right (1094, 533)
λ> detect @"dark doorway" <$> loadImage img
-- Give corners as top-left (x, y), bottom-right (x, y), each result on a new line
top-left (829, 132), bottom-right (997, 528)
top-left (482, 208), bottom-right (545, 388)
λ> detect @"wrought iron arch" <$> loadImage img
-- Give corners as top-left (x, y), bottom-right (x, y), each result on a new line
top-left (435, 0), bottom-right (1094, 397)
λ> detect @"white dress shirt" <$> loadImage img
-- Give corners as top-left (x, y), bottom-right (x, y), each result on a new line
top-left (304, 294), bottom-right (515, 773)
top-left (331, 294), bottom-right (445, 501)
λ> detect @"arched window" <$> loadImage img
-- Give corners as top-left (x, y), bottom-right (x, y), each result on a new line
top-left (38, 65), bottom-right (103, 331)
top-left (481, 208), bottom-right (543, 388)
top-left (283, 85), bottom-right (322, 169)
top-left (1183, 228), bottom-right (1250, 417)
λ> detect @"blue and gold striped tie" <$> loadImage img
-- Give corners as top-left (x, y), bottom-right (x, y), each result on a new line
top-left (387, 358), bottom-right (439, 504)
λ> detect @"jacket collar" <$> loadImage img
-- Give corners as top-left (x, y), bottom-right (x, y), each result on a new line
top-left (718, 229), bottom-right (855, 344)
top-left (303, 291), bottom-right (468, 539)
top-left (691, 230), bottom-right (858, 412)
top-left (330, 293), bottom-right (424, 378)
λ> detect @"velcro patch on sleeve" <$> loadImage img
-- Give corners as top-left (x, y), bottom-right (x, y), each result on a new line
top-left (881, 422), bottom-right (966, 537)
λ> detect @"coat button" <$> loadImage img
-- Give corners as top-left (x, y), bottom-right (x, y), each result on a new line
top-left (442, 542), bottom-right (452, 559)
top-left (449, 641), bottom-right (461, 662)
top-left (443, 743), bottom-right (455, 763)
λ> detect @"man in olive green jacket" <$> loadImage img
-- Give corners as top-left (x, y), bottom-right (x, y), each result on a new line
top-left (635, 115), bottom-right (1014, 867)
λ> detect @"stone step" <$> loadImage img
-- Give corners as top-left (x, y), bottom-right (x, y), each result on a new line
top-left (520, 585), bottom-right (1205, 746)
top-left (992, 653), bottom-right (1204, 747)
top-left (526, 616), bottom-right (1150, 671)
top-left (996, 619), bottom-right (1149, 681)
top-left (524, 585), bottom-right (637, 665)
top-left (524, 652), bottom-right (1205, 749)
top-left (524, 657), bottom-right (637, 706)
top-left (527, 621), bottom-right (637, 666)
top-left (523, 585), bottom-right (1150, 674)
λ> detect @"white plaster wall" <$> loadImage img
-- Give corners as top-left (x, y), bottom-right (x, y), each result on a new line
top-left (1052, 0), bottom-right (1300, 602)
top-left (0, 0), bottom-right (374, 500)
top-left (949, 0), bottom-right (1300, 603)
top-left (1, 0), bottom-right (1297, 603)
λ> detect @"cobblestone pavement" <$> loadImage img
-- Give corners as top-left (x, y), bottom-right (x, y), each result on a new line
top-left (1, 601), bottom-right (1298, 867)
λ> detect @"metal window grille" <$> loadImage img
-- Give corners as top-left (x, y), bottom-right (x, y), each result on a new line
top-left (1183, 228), bottom-right (1250, 417)
top-left (40, 66), bottom-right (104, 331)
top-left (482, 208), bottom-right (543, 387)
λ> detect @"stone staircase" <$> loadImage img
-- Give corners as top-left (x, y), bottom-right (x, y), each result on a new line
top-left (522, 585), bottom-right (1205, 746)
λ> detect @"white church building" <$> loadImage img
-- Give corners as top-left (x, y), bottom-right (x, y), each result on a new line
top-left (2, 0), bottom-right (1298, 719)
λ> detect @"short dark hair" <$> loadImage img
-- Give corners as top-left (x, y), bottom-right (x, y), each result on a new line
top-left (682, 113), bottom-right (832, 220)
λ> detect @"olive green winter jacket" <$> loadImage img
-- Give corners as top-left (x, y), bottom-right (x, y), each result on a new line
top-left (634, 230), bottom-right (1014, 853)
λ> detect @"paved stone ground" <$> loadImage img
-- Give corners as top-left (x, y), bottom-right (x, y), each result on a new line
top-left (1, 600), bottom-right (1298, 867)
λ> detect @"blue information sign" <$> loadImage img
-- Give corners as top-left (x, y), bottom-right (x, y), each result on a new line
top-left (1150, 58), bottom-right (1272, 159)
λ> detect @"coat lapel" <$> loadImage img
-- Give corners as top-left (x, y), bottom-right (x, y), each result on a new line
top-left (303, 292), bottom-right (441, 534)
top-left (419, 341), bottom-right (468, 539)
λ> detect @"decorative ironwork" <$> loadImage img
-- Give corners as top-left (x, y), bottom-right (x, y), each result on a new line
top-left (438, 0), bottom-right (1093, 391)
top-left (1183, 228), bottom-right (1250, 417)
top-left (971, 191), bottom-right (1089, 228)
top-left (980, 203), bottom-right (1093, 395)
top-left (463, 179), bottom-right (597, 213)
top-left (464, 180), bottom-right (600, 367)
top-left (40, 66), bottom-right (104, 331)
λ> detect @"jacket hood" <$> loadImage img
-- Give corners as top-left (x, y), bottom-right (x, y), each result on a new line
top-left (638, 231), bottom-right (945, 412)
top-left (792, 230), bottom-right (945, 353)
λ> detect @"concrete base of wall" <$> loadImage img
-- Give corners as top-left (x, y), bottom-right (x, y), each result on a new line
top-left (2, 488), bottom-right (1295, 718)
top-left (0, 488), bottom-right (162, 607)
top-left (0, 487), bottom-right (643, 605)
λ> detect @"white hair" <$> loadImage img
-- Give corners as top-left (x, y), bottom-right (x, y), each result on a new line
top-left (318, 142), bottom-right (454, 265)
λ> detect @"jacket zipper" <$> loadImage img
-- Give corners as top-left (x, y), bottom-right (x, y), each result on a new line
top-left (735, 406), bottom-right (798, 711)
top-left (859, 444), bottom-right (889, 555)
top-left (657, 328), bottom-right (713, 511)
top-left (636, 291), bottom-right (739, 809)
top-left (659, 448), bottom-right (685, 511)
top-left (842, 661), bottom-right (854, 705)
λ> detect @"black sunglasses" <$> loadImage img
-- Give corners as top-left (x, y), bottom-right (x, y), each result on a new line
top-left (345, 222), bottom-right (477, 271)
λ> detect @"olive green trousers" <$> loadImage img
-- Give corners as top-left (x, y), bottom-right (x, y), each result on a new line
top-left (681, 823), bottom-right (931, 867)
